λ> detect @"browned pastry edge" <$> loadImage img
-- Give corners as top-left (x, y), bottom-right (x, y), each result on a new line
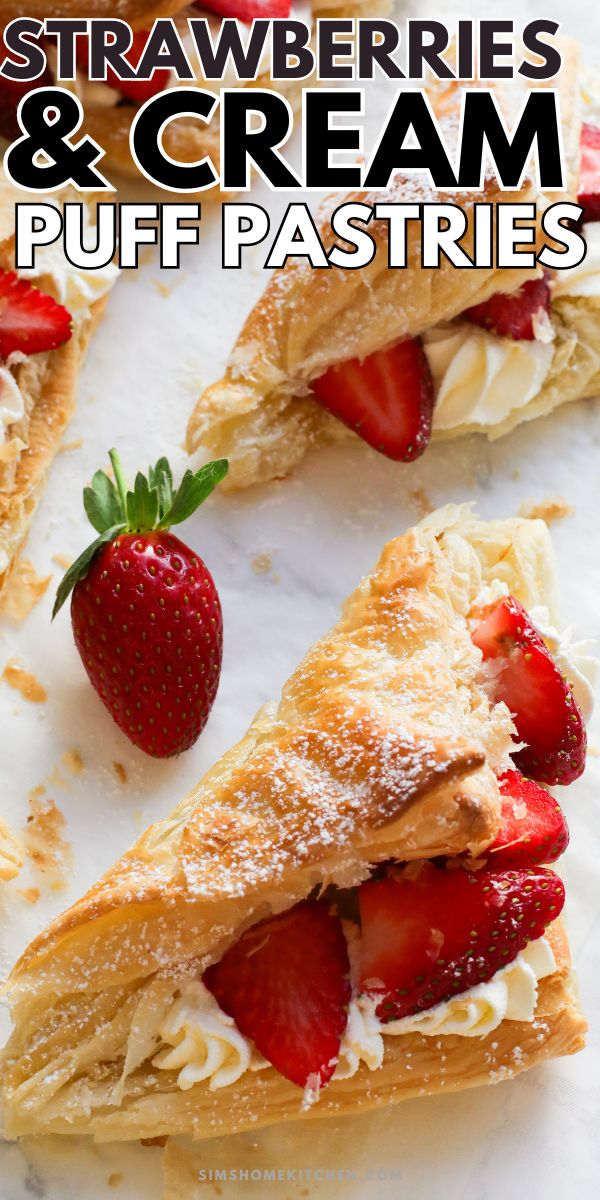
top-left (1, 918), bottom-right (585, 1141)
top-left (0, 297), bottom-right (107, 603)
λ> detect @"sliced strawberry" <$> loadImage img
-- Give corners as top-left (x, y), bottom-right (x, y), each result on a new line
top-left (578, 123), bottom-right (600, 223)
top-left (311, 338), bottom-right (434, 462)
top-left (471, 595), bottom-right (586, 785)
top-left (487, 769), bottom-right (569, 867)
top-left (0, 269), bottom-right (72, 360)
top-left (198, 0), bottom-right (291, 18)
top-left (75, 30), bottom-right (170, 105)
top-left (0, 71), bottom-right (52, 141)
top-left (204, 901), bottom-right (351, 1089)
top-left (358, 860), bottom-right (564, 1022)
top-left (463, 275), bottom-right (551, 340)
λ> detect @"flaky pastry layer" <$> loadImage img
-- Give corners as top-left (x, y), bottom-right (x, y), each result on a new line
top-left (38, 0), bottom-right (388, 178)
top-left (187, 42), bottom-right (589, 489)
top-left (1, 506), bottom-right (577, 1141)
top-left (0, 171), bottom-right (113, 599)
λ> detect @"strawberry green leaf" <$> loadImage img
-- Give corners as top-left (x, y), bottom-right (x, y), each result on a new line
top-left (126, 472), bottom-right (159, 531)
top-left (83, 469), bottom-right (124, 534)
top-left (158, 459), bottom-right (229, 528)
top-left (52, 523), bottom-right (126, 620)
top-left (54, 453), bottom-right (228, 620)
top-left (149, 457), bottom-right (173, 519)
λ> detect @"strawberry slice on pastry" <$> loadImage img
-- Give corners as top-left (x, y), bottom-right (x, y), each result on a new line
top-left (487, 770), bottom-right (569, 868)
top-left (204, 900), bottom-right (351, 1089)
top-left (199, 0), bottom-right (291, 15)
top-left (463, 275), bottom-right (551, 340)
top-left (0, 269), bottom-right (72, 359)
top-left (358, 861), bottom-right (565, 1022)
top-left (311, 338), bottom-right (434, 462)
top-left (578, 123), bottom-right (600, 223)
top-left (471, 594), bottom-right (586, 785)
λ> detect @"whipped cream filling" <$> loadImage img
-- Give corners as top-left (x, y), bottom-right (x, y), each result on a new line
top-left (0, 366), bottom-right (26, 441)
top-left (154, 935), bottom-right (556, 1094)
top-left (18, 205), bottom-right (119, 318)
top-left (153, 979), bottom-right (269, 1091)
top-left (1, 208), bottom-right (117, 447)
top-left (335, 936), bottom-right (556, 1080)
top-left (472, 578), bottom-right (598, 721)
top-left (425, 322), bottom-right (555, 431)
top-left (425, 216), bottom-right (600, 432)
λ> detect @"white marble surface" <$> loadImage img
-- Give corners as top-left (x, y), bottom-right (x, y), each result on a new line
top-left (2, 1), bottom-right (600, 1197)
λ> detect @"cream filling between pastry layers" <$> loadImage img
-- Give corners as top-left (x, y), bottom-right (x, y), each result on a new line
top-left (1, 211), bottom-right (119, 449)
top-left (153, 935), bottom-right (556, 1095)
top-left (18, 206), bottom-right (120, 318)
top-left (0, 366), bottom-right (26, 443)
top-left (425, 223), bottom-right (600, 432)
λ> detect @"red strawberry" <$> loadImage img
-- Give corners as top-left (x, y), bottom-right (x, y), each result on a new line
top-left (204, 901), bottom-right (351, 1089)
top-left (311, 338), bottom-right (434, 462)
top-left (471, 595), bottom-right (586, 785)
top-left (0, 71), bottom-right (53, 140)
top-left (198, 0), bottom-right (291, 18)
top-left (578, 123), bottom-right (600, 223)
top-left (53, 451), bottom-right (228, 758)
top-left (463, 275), bottom-right (551, 340)
top-left (358, 860), bottom-right (564, 1021)
top-left (75, 30), bottom-right (170, 105)
top-left (0, 269), bottom-right (72, 360)
top-left (487, 770), bottom-right (569, 867)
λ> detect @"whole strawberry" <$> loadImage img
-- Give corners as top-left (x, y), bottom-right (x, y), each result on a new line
top-left (53, 450), bottom-right (228, 758)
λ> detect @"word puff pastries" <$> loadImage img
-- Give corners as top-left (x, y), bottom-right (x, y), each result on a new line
top-left (0, 169), bottom-right (118, 599)
top-left (188, 42), bottom-right (600, 489)
top-left (0, 506), bottom-right (585, 1143)
top-left (9, 0), bottom-right (388, 179)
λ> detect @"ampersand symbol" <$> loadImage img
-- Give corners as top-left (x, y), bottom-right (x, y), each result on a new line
top-left (4, 87), bottom-right (113, 192)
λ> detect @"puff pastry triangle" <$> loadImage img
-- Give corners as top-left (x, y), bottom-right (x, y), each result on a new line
top-left (187, 41), bottom-right (600, 489)
top-left (0, 505), bottom-right (587, 1143)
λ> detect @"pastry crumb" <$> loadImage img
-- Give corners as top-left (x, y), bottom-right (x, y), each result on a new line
top-left (17, 886), bottom-right (40, 904)
top-left (408, 487), bottom-right (434, 518)
top-left (47, 767), bottom-right (66, 789)
top-left (113, 761), bottom-right (128, 784)
top-left (62, 749), bottom-right (84, 775)
top-left (28, 784), bottom-right (45, 803)
top-left (52, 553), bottom-right (73, 570)
top-left (141, 1135), bottom-right (168, 1148)
top-left (60, 437), bottom-right (83, 454)
top-left (107, 1175), bottom-right (123, 1189)
top-left (0, 818), bottom-right (24, 881)
top-left (587, 743), bottom-right (599, 757)
top-left (2, 660), bottom-right (47, 703)
top-left (24, 797), bottom-right (72, 880)
top-left (152, 279), bottom-right (172, 298)
top-left (251, 551), bottom-right (273, 574)
top-left (519, 496), bottom-right (574, 523)
top-left (1, 560), bottom-right (52, 621)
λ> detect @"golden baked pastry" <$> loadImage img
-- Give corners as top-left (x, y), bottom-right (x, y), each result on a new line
top-left (0, 169), bottom-right (119, 601)
top-left (187, 41), bottom-right (598, 490)
top-left (17, 0), bottom-right (389, 178)
top-left (0, 506), bottom-right (587, 1142)
top-left (0, 816), bottom-right (24, 881)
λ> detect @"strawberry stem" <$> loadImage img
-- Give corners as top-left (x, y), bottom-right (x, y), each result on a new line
top-left (52, 451), bottom-right (229, 619)
top-left (109, 448), bottom-right (128, 515)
